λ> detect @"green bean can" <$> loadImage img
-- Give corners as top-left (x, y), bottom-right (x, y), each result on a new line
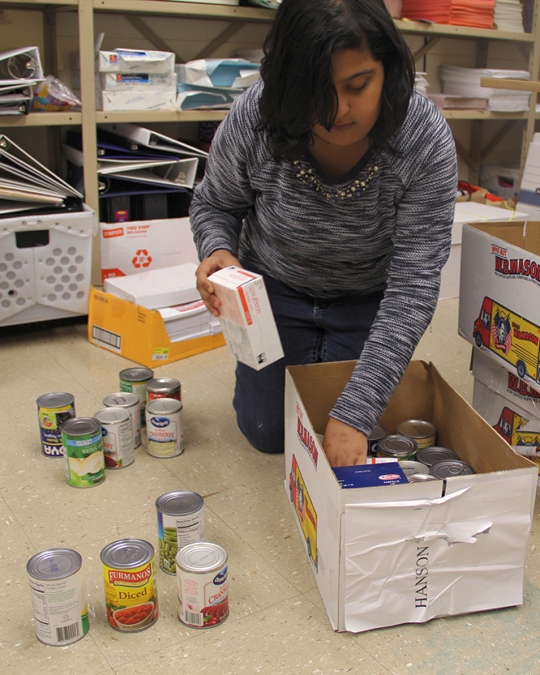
top-left (62, 417), bottom-right (105, 488)
top-left (119, 367), bottom-right (154, 427)
top-left (156, 491), bottom-right (205, 574)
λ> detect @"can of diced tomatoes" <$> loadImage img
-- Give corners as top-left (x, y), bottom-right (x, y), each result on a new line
top-left (36, 393), bottom-right (75, 458)
top-left (27, 548), bottom-right (89, 646)
top-left (62, 417), bottom-right (105, 488)
top-left (176, 542), bottom-right (228, 629)
top-left (119, 367), bottom-right (154, 427)
top-left (101, 539), bottom-right (158, 632)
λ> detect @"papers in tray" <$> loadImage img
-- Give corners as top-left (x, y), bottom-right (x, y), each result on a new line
top-left (494, 0), bottom-right (525, 32)
top-left (439, 65), bottom-right (531, 111)
top-left (0, 47), bottom-right (44, 116)
top-left (158, 299), bottom-right (222, 343)
top-left (0, 135), bottom-right (83, 217)
top-left (103, 262), bottom-right (201, 310)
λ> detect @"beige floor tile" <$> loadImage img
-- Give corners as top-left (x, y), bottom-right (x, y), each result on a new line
top-left (0, 495), bottom-right (36, 572)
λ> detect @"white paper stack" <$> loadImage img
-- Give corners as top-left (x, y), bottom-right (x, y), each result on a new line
top-left (158, 299), bottom-right (222, 343)
top-left (104, 263), bottom-right (200, 309)
top-left (415, 72), bottom-right (429, 96)
top-left (494, 0), bottom-right (524, 31)
top-left (97, 49), bottom-right (177, 111)
top-left (439, 64), bottom-right (531, 111)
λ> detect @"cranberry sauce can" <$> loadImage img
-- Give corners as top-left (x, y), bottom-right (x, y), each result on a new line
top-left (176, 542), bottom-right (228, 628)
top-left (36, 393), bottom-right (75, 458)
top-left (101, 539), bottom-right (158, 632)
top-left (146, 398), bottom-right (184, 458)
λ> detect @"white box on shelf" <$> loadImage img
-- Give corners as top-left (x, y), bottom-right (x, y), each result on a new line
top-left (98, 49), bottom-right (175, 74)
top-left (100, 89), bottom-right (176, 111)
top-left (0, 206), bottom-right (96, 327)
top-left (208, 266), bottom-right (284, 370)
top-left (100, 72), bottom-right (177, 91)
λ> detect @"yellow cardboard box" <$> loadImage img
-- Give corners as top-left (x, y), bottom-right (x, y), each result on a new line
top-left (88, 287), bottom-right (225, 367)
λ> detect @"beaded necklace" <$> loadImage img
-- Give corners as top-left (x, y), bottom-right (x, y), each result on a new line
top-left (292, 157), bottom-right (380, 201)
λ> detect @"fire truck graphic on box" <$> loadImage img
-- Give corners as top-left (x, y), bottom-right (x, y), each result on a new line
top-left (289, 454), bottom-right (317, 569)
top-left (493, 406), bottom-right (540, 471)
top-left (473, 297), bottom-right (540, 382)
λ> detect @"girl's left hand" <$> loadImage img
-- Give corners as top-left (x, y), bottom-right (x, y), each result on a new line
top-left (323, 417), bottom-right (367, 467)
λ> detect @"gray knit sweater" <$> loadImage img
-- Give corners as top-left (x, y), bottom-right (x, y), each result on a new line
top-left (190, 82), bottom-right (457, 436)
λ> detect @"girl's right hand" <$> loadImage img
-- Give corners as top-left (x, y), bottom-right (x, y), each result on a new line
top-left (195, 249), bottom-right (241, 317)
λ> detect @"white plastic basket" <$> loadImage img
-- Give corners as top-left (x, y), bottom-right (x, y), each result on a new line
top-left (0, 205), bottom-right (96, 326)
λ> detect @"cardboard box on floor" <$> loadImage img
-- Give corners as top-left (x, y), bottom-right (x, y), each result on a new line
top-left (458, 220), bottom-right (540, 384)
top-left (284, 360), bottom-right (536, 633)
top-left (88, 287), bottom-right (225, 367)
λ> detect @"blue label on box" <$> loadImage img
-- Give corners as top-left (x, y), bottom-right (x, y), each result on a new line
top-left (333, 462), bottom-right (409, 488)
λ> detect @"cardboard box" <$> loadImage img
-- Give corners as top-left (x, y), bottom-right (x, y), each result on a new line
top-left (458, 220), bottom-right (540, 385)
top-left (88, 288), bottom-right (225, 367)
top-left (472, 348), bottom-right (540, 477)
top-left (99, 217), bottom-right (199, 283)
top-left (284, 360), bottom-right (536, 633)
top-left (100, 73), bottom-right (177, 91)
top-left (209, 267), bottom-right (284, 370)
top-left (100, 89), bottom-right (177, 111)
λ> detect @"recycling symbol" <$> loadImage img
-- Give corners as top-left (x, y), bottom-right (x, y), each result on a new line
top-left (132, 249), bottom-right (152, 269)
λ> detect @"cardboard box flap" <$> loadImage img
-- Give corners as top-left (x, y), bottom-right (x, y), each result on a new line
top-left (468, 220), bottom-right (540, 255)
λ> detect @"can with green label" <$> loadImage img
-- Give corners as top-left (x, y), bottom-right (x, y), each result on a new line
top-left (62, 417), bottom-right (105, 488)
top-left (119, 367), bottom-right (154, 427)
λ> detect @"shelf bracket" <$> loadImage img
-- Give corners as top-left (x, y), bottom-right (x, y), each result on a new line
top-left (126, 15), bottom-right (185, 63)
top-left (193, 22), bottom-right (246, 60)
top-left (412, 37), bottom-right (441, 63)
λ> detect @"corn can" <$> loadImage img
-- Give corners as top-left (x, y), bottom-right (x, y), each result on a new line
top-left (62, 417), bottom-right (105, 488)
top-left (27, 548), bottom-right (89, 646)
top-left (101, 539), bottom-right (158, 632)
top-left (176, 542), bottom-right (228, 628)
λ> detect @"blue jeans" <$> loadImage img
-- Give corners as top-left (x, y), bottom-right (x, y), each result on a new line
top-left (233, 273), bottom-right (384, 454)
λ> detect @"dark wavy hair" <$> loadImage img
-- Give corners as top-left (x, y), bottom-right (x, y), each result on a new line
top-left (258, 0), bottom-right (415, 160)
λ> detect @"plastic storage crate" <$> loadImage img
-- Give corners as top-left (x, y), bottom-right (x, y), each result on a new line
top-left (0, 206), bottom-right (96, 327)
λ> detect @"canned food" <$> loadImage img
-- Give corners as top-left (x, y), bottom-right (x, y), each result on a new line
top-left (62, 417), bottom-right (105, 488)
top-left (176, 542), bottom-right (228, 628)
top-left (396, 419), bottom-right (436, 450)
top-left (94, 407), bottom-right (135, 469)
top-left (36, 393), bottom-right (75, 458)
top-left (408, 473), bottom-right (441, 483)
top-left (101, 539), bottom-right (158, 632)
top-left (103, 392), bottom-right (141, 448)
top-left (377, 434), bottom-right (417, 461)
top-left (156, 491), bottom-right (205, 574)
top-left (146, 398), bottom-right (184, 458)
top-left (119, 367), bottom-right (154, 427)
top-left (416, 446), bottom-right (459, 468)
top-left (399, 460), bottom-right (430, 478)
top-left (430, 460), bottom-right (476, 478)
top-left (367, 424), bottom-right (387, 457)
top-left (146, 377), bottom-right (181, 404)
top-left (27, 548), bottom-right (88, 646)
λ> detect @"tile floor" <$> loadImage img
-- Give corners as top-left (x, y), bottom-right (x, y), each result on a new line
top-left (1, 297), bottom-right (539, 675)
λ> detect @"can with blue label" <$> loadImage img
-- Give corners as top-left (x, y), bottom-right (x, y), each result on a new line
top-left (36, 393), bottom-right (75, 458)
top-left (146, 398), bottom-right (184, 458)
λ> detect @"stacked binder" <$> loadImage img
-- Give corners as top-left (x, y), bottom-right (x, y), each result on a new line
top-left (0, 47), bottom-right (44, 116)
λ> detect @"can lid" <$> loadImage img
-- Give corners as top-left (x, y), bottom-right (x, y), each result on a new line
top-left (396, 419), bottom-right (436, 439)
top-left (36, 392), bottom-right (74, 408)
top-left (378, 434), bottom-right (417, 456)
top-left (119, 367), bottom-right (154, 382)
top-left (416, 446), bottom-right (459, 467)
top-left (408, 473), bottom-right (441, 483)
top-left (368, 424), bottom-right (386, 441)
top-left (430, 460), bottom-right (475, 478)
top-left (146, 398), bottom-right (182, 415)
top-left (100, 539), bottom-right (154, 568)
top-left (146, 377), bottom-right (181, 393)
top-left (94, 407), bottom-right (130, 424)
top-left (399, 460), bottom-right (430, 477)
top-left (156, 491), bottom-right (203, 516)
top-left (27, 548), bottom-right (82, 580)
top-left (103, 392), bottom-right (140, 408)
top-left (176, 542), bottom-right (227, 573)
top-left (61, 417), bottom-right (102, 436)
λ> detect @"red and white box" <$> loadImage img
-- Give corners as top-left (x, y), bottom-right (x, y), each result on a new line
top-left (208, 266), bottom-right (284, 370)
